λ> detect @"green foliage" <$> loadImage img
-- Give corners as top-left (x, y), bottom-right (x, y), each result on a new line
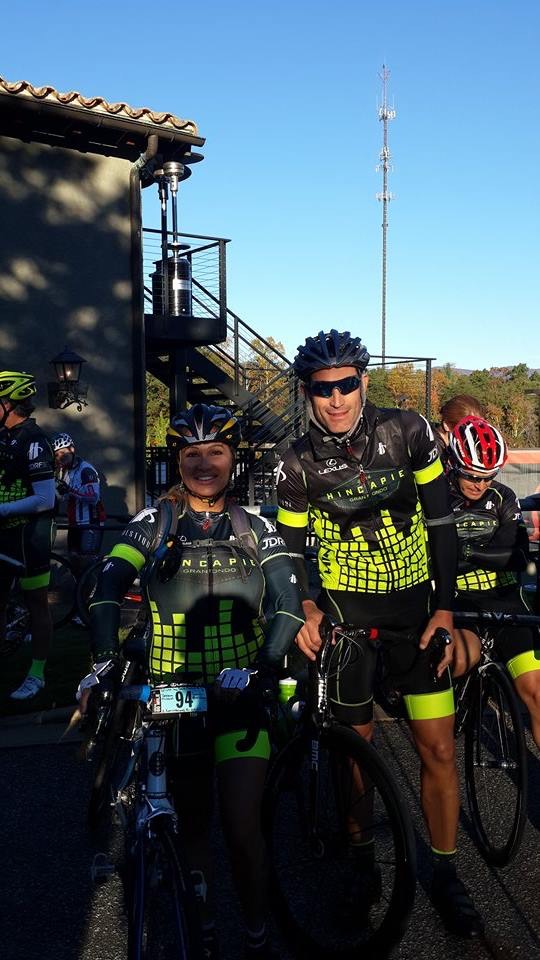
top-left (144, 344), bottom-right (540, 450)
top-left (146, 370), bottom-right (169, 446)
top-left (369, 361), bottom-right (540, 447)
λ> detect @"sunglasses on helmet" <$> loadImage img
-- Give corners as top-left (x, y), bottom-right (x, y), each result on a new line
top-left (307, 375), bottom-right (361, 398)
top-left (457, 468), bottom-right (499, 484)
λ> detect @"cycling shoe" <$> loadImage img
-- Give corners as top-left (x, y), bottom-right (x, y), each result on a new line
top-left (431, 873), bottom-right (484, 939)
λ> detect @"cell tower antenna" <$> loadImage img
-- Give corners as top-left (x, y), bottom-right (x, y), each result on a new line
top-left (376, 63), bottom-right (396, 363)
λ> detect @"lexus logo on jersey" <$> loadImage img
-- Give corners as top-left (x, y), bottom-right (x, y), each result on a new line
top-left (28, 443), bottom-right (43, 460)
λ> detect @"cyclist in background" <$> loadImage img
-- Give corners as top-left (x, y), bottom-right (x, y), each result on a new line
top-left (51, 432), bottom-right (106, 577)
top-left (0, 371), bottom-right (55, 700)
top-left (276, 330), bottom-right (483, 938)
top-left (80, 404), bottom-right (304, 959)
top-left (448, 416), bottom-right (540, 746)
top-left (433, 394), bottom-right (485, 470)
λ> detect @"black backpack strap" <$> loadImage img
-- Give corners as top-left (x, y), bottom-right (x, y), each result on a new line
top-left (149, 498), bottom-right (179, 554)
top-left (228, 502), bottom-right (259, 565)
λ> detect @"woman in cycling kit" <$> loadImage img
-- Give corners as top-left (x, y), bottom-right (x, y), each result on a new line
top-left (449, 416), bottom-right (540, 746)
top-left (433, 394), bottom-right (485, 472)
top-left (79, 404), bottom-right (304, 960)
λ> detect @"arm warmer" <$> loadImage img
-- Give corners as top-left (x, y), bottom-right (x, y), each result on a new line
top-left (275, 520), bottom-right (311, 599)
top-left (461, 522), bottom-right (530, 572)
top-left (418, 472), bottom-right (458, 610)
top-left (256, 552), bottom-right (305, 668)
top-left (90, 556), bottom-right (138, 661)
top-left (0, 478), bottom-right (56, 517)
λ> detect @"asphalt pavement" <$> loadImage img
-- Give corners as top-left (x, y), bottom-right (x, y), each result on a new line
top-left (1, 711), bottom-right (540, 960)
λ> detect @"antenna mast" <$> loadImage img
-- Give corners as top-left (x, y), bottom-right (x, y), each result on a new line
top-left (376, 64), bottom-right (396, 363)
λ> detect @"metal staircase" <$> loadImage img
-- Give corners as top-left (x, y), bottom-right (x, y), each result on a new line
top-left (143, 228), bottom-right (306, 503)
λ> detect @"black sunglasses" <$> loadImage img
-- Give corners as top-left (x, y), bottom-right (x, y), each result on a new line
top-left (308, 375), bottom-right (361, 398)
top-left (457, 468), bottom-right (499, 484)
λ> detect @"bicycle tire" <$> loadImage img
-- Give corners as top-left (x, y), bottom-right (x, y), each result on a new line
top-left (464, 661), bottom-right (528, 866)
top-left (88, 698), bottom-right (139, 832)
top-left (127, 817), bottom-right (203, 960)
top-left (263, 723), bottom-right (416, 959)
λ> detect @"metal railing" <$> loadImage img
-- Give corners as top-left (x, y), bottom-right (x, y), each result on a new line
top-left (143, 228), bottom-right (228, 335)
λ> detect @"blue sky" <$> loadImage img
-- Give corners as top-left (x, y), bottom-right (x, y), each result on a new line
top-left (2, 1), bottom-right (539, 369)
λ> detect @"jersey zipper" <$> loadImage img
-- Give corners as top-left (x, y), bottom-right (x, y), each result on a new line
top-left (345, 441), bottom-right (368, 488)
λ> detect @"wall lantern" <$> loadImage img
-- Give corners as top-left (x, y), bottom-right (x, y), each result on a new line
top-left (47, 346), bottom-right (88, 411)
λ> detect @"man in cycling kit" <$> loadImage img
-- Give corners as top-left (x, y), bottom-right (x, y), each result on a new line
top-left (0, 371), bottom-right (56, 699)
top-left (51, 432), bottom-right (106, 575)
top-left (276, 330), bottom-right (483, 938)
top-left (81, 404), bottom-right (304, 959)
top-left (449, 417), bottom-right (540, 745)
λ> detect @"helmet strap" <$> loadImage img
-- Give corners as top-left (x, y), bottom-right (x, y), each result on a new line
top-left (181, 482), bottom-right (230, 508)
top-left (0, 400), bottom-right (13, 430)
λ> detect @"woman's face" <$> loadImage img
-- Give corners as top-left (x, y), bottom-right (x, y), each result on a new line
top-left (179, 442), bottom-right (234, 505)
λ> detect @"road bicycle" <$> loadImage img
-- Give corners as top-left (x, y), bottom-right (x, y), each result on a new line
top-left (262, 619), bottom-right (419, 960)
top-left (452, 609), bottom-right (540, 867)
top-left (85, 639), bottom-right (204, 960)
top-left (1, 550), bottom-right (77, 653)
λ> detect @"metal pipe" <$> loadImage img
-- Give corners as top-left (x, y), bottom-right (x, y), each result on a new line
top-left (129, 134), bottom-right (159, 511)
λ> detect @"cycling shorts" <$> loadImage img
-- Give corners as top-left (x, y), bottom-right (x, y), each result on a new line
top-left (0, 516), bottom-right (53, 590)
top-left (319, 583), bottom-right (453, 724)
top-left (67, 526), bottom-right (104, 557)
top-left (455, 588), bottom-right (540, 680)
top-left (162, 681), bottom-right (271, 765)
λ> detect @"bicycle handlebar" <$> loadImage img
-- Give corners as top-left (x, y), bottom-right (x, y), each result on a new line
top-left (454, 610), bottom-right (540, 628)
top-left (318, 618), bottom-right (452, 684)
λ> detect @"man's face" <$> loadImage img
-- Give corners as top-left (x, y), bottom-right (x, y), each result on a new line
top-left (55, 446), bottom-right (75, 469)
top-left (307, 366), bottom-right (367, 435)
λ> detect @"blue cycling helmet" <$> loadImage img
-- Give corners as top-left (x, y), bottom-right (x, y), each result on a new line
top-left (293, 330), bottom-right (370, 382)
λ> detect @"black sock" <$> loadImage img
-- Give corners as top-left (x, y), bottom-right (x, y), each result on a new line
top-left (432, 848), bottom-right (457, 881)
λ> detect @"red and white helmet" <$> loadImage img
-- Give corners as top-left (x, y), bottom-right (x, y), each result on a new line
top-left (449, 416), bottom-right (507, 475)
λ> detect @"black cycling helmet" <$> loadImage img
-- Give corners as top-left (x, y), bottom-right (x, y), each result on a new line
top-left (293, 330), bottom-right (370, 382)
top-left (167, 404), bottom-right (242, 452)
top-left (0, 370), bottom-right (37, 402)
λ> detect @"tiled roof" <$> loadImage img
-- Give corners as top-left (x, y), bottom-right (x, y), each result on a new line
top-left (0, 75), bottom-right (199, 138)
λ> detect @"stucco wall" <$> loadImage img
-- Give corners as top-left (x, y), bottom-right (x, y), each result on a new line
top-left (0, 134), bottom-right (143, 519)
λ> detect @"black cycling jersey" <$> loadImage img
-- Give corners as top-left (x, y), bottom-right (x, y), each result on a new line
top-left (90, 503), bottom-right (304, 682)
top-left (0, 418), bottom-right (54, 529)
top-left (276, 401), bottom-right (456, 608)
top-left (449, 474), bottom-right (529, 592)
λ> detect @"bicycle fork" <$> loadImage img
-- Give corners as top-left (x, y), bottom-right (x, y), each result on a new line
top-left (135, 725), bottom-right (177, 833)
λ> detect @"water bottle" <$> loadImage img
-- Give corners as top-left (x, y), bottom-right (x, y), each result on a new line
top-left (276, 677), bottom-right (305, 747)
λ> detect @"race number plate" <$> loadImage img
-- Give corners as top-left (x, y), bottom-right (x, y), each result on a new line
top-left (150, 684), bottom-right (208, 716)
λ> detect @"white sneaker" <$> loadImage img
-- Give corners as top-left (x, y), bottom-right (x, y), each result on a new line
top-left (10, 676), bottom-right (45, 700)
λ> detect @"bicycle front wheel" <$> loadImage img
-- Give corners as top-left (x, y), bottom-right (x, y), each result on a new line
top-left (464, 661), bottom-right (528, 866)
top-left (263, 723), bottom-right (416, 959)
top-left (127, 818), bottom-right (202, 960)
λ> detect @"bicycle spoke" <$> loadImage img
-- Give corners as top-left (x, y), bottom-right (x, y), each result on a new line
top-left (264, 726), bottom-right (415, 959)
